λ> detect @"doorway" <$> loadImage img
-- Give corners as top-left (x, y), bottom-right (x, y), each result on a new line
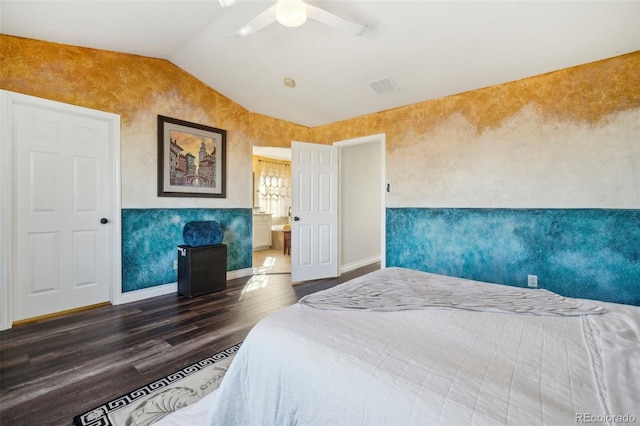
top-left (336, 134), bottom-right (386, 273)
top-left (250, 134), bottom-right (385, 281)
top-left (251, 146), bottom-right (292, 275)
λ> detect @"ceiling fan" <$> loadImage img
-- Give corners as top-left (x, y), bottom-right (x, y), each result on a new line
top-left (219, 0), bottom-right (367, 38)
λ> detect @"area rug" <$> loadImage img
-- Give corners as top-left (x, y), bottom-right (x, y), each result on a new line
top-left (72, 343), bottom-right (241, 426)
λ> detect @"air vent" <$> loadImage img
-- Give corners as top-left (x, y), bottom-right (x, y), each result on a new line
top-left (369, 76), bottom-right (399, 96)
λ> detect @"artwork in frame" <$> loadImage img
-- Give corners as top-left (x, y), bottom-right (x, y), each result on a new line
top-left (158, 115), bottom-right (226, 198)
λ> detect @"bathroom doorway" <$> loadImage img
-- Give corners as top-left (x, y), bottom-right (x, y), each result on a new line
top-left (251, 134), bottom-right (385, 279)
top-left (252, 146), bottom-right (292, 274)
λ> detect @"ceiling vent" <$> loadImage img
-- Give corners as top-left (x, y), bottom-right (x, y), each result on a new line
top-left (369, 76), bottom-right (399, 96)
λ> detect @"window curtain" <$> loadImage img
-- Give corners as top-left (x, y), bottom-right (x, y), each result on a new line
top-left (258, 159), bottom-right (291, 217)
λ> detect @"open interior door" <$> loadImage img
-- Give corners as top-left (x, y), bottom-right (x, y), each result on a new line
top-left (290, 141), bottom-right (339, 282)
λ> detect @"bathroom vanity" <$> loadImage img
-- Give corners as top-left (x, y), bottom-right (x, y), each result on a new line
top-left (252, 213), bottom-right (272, 250)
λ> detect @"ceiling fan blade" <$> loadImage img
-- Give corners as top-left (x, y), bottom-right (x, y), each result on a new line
top-left (218, 0), bottom-right (237, 7)
top-left (306, 3), bottom-right (367, 36)
top-left (230, 4), bottom-right (278, 37)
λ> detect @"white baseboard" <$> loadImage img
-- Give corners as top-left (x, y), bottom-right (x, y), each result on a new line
top-left (119, 282), bottom-right (178, 304)
top-left (118, 267), bottom-right (254, 305)
top-left (228, 267), bottom-right (254, 280)
top-left (340, 255), bottom-right (381, 274)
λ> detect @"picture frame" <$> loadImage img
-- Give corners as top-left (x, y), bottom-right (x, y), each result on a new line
top-left (157, 115), bottom-right (226, 198)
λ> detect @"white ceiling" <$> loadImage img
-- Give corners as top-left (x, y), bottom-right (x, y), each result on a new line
top-left (2, 1), bottom-right (639, 127)
top-left (253, 146), bottom-right (292, 159)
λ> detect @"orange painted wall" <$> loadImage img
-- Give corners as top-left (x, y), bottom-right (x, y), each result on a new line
top-left (0, 35), bottom-right (309, 144)
top-left (2, 35), bottom-right (638, 209)
top-left (310, 52), bottom-right (640, 150)
top-left (310, 52), bottom-right (640, 209)
top-left (1, 35), bottom-right (309, 208)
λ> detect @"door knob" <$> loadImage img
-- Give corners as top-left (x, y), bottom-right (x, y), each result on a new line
top-left (100, 218), bottom-right (109, 224)
top-left (293, 216), bottom-right (300, 221)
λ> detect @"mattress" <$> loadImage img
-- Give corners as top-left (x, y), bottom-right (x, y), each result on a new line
top-left (157, 268), bottom-right (640, 425)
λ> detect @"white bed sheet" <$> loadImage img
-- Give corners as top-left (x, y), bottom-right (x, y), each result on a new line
top-left (157, 268), bottom-right (640, 426)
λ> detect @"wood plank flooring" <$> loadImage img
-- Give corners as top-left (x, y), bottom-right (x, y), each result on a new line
top-left (0, 263), bottom-right (379, 426)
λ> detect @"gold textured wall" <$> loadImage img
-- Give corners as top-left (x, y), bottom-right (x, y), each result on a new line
top-left (310, 52), bottom-right (640, 208)
top-left (2, 34), bottom-right (638, 208)
top-left (311, 52), bottom-right (640, 149)
top-left (0, 35), bottom-right (309, 208)
top-left (0, 35), bottom-right (309, 142)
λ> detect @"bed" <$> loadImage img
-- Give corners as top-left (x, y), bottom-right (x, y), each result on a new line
top-left (158, 267), bottom-right (640, 425)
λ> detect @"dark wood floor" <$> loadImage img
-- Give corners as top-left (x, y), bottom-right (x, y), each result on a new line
top-left (0, 264), bottom-right (379, 426)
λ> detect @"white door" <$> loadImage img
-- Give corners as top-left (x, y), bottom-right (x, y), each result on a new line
top-left (290, 141), bottom-right (339, 282)
top-left (12, 100), bottom-right (114, 321)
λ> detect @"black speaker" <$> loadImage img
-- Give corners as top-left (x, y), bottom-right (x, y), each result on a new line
top-left (177, 244), bottom-right (227, 297)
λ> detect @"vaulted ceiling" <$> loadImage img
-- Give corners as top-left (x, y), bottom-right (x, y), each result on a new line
top-left (2, 1), bottom-right (639, 127)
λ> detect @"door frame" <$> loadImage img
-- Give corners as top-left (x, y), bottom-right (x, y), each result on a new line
top-left (0, 90), bottom-right (122, 330)
top-left (249, 133), bottom-right (386, 281)
top-left (334, 133), bottom-right (386, 271)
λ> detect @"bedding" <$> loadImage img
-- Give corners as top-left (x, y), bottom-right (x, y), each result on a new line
top-left (157, 267), bottom-right (640, 425)
top-left (298, 267), bottom-right (605, 315)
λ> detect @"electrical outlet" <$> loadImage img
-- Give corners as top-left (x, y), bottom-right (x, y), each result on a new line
top-left (527, 274), bottom-right (538, 288)
top-left (173, 260), bottom-right (178, 270)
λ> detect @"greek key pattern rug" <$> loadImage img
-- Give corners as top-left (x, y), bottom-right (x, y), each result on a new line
top-left (73, 343), bottom-right (241, 426)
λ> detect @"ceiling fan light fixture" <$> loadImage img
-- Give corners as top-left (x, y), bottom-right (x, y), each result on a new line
top-left (276, 0), bottom-right (307, 27)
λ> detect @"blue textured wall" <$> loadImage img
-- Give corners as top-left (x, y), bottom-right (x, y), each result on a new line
top-left (386, 209), bottom-right (640, 305)
top-left (122, 208), bottom-right (252, 292)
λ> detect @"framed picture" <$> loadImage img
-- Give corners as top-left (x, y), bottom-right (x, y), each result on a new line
top-left (158, 115), bottom-right (226, 198)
